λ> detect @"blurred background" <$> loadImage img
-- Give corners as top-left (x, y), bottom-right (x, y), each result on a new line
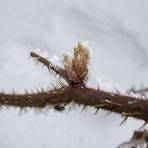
top-left (0, 0), bottom-right (148, 147)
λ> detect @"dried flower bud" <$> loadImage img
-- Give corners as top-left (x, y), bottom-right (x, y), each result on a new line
top-left (74, 42), bottom-right (90, 81)
top-left (63, 42), bottom-right (90, 85)
top-left (63, 53), bottom-right (80, 84)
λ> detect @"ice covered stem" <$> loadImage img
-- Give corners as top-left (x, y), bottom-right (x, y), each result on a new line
top-left (117, 130), bottom-right (148, 148)
top-left (1, 42), bottom-right (148, 125)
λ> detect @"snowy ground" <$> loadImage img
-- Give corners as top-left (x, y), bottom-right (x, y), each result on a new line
top-left (0, 0), bottom-right (148, 147)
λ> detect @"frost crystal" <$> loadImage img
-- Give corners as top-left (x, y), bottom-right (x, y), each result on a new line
top-left (81, 41), bottom-right (90, 47)
top-left (32, 48), bottom-right (49, 58)
top-left (39, 51), bottom-right (49, 58)
top-left (130, 91), bottom-right (140, 98)
top-left (48, 55), bottom-right (61, 66)
top-left (36, 48), bottom-right (41, 53)
top-left (96, 77), bottom-right (114, 91)
top-left (80, 41), bottom-right (93, 57)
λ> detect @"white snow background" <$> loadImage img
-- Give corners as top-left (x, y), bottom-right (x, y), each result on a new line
top-left (0, 0), bottom-right (148, 147)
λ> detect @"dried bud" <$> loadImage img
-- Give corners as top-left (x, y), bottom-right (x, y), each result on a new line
top-left (74, 42), bottom-right (90, 81)
top-left (63, 53), bottom-right (80, 84)
top-left (63, 42), bottom-right (90, 85)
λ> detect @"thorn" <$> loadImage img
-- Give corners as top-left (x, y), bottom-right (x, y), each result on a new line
top-left (41, 64), bottom-right (45, 68)
top-left (25, 89), bottom-right (28, 94)
top-left (139, 121), bottom-right (147, 129)
top-left (105, 111), bottom-right (112, 117)
top-left (115, 88), bottom-right (121, 95)
top-left (104, 99), bottom-right (122, 107)
top-left (97, 84), bottom-right (100, 91)
top-left (59, 81), bottom-right (66, 88)
top-left (94, 107), bottom-right (100, 115)
top-left (53, 83), bottom-right (56, 89)
top-left (41, 87), bottom-right (44, 92)
top-left (119, 116), bottom-right (128, 126)
top-left (81, 105), bottom-right (87, 112)
top-left (36, 88), bottom-right (40, 93)
top-left (31, 90), bottom-right (35, 94)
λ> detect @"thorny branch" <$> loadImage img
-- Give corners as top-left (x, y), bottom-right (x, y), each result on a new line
top-left (0, 42), bottom-right (148, 126)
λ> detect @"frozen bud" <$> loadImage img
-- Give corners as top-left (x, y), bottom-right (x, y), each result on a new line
top-left (39, 51), bottom-right (49, 59)
top-left (34, 48), bottom-right (41, 54)
top-left (81, 41), bottom-right (89, 48)
top-left (62, 42), bottom-right (91, 85)
top-left (73, 41), bottom-right (90, 81)
top-left (63, 53), bottom-right (80, 83)
top-left (81, 41), bottom-right (93, 57)
top-left (48, 55), bottom-right (61, 66)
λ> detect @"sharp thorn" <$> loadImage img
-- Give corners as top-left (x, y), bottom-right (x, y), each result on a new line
top-left (115, 88), bottom-right (121, 95)
top-left (94, 107), bottom-right (100, 115)
top-left (36, 88), bottom-right (40, 93)
top-left (97, 84), bottom-right (100, 91)
top-left (31, 90), bottom-right (35, 94)
top-left (119, 116), bottom-right (128, 126)
top-left (41, 87), bottom-right (44, 92)
top-left (81, 105), bottom-right (87, 112)
top-left (139, 122), bottom-right (147, 129)
top-left (105, 111), bottom-right (112, 117)
top-left (25, 89), bottom-right (28, 94)
top-left (41, 64), bottom-right (45, 68)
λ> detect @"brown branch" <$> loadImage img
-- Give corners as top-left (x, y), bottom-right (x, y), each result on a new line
top-left (1, 42), bottom-right (148, 125)
top-left (30, 52), bottom-right (70, 84)
top-left (1, 86), bottom-right (148, 123)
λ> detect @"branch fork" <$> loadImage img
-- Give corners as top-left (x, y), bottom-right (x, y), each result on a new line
top-left (0, 42), bottom-right (148, 126)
